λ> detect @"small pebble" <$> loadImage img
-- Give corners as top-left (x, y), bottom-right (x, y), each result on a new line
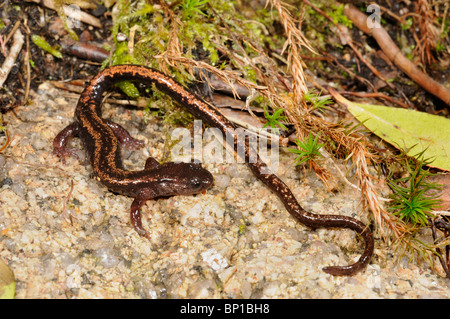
top-left (93, 247), bottom-right (120, 268)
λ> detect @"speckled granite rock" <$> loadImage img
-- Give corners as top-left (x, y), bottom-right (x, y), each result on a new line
top-left (0, 83), bottom-right (449, 298)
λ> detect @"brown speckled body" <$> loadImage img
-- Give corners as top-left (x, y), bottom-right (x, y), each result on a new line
top-left (54, 65), bottom-right (374, 276)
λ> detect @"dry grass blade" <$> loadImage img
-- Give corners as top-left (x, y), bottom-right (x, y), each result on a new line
top-left (352, 143), bottom-right (405, 238)
top-left (268, 0), bottom-right (316, 105)
top-left (414, 0), bottom-right (440, 65)
top-left (267, 0), bottom-right (332, 186)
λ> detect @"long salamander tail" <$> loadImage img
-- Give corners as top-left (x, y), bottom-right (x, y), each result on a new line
top-left (321, 219), bottom-right (374, 276)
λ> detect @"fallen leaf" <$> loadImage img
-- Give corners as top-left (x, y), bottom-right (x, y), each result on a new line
top-left (330, 88), bottom-right (450, 171)
top-left (0, 259), bottom-right (15, 299)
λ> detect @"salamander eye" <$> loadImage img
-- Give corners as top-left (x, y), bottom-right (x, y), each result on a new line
top-left (189, 177), bottom-right (202, 191)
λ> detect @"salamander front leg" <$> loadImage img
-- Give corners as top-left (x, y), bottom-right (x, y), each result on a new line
top-left (130, 189), bottom-right (156, 240)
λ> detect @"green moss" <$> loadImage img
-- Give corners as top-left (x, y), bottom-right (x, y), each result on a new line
top-left (388, 154), bottom-right (442, 226)
top-left (31, 34), bottom-right (62, 59)
top-left (180, 0), bottom-right (210, 20)
top-left (329, 4), bottom-right (353, 28)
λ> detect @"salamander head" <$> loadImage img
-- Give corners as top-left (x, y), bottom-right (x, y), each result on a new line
top-left (153, 162), bottom-right (213, 197)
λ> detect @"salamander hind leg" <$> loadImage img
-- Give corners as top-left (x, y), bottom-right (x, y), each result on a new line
top-left (53, 122), bottom-right (82, 163)
top-left (129, 189), bottom-right (156, 240)
top-left (145, 157), bottom-right (160, 170)
top-left (105, 120), bottom-right (145, 150)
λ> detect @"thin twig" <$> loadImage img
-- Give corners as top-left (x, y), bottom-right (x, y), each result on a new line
top-left (344, 4), bottom-right (450, 106)
top-left (304, 0), bottom-right (396, 91)
top-left (4, 21), bottom-right (21, 45)
top-left (23, 24), bottom-right (32, 105)
top-left (341, 91), bottom-right (411, 109)
top-left (430, 218), bottom-right (450, 278)
top-left (0, 28), bottom-right (24, 87)
top-left (0, 131), bottom-right (11, 152)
